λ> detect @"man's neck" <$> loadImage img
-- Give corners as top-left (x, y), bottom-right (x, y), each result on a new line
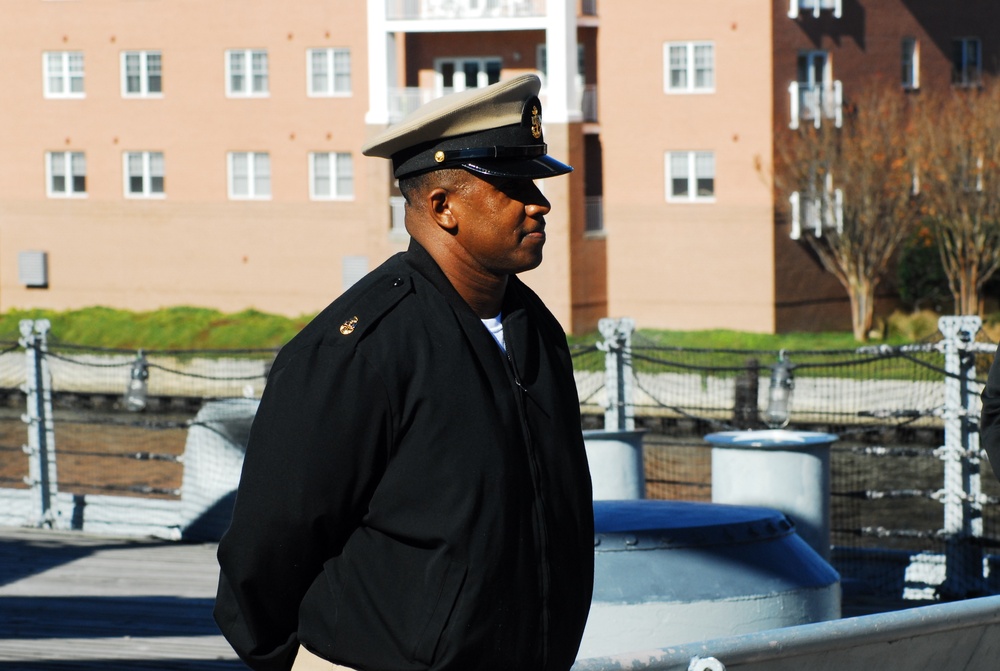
top-left (443, 266), bottom-right (507, 319)
top-left (409, 237), bottom-right (508, 318)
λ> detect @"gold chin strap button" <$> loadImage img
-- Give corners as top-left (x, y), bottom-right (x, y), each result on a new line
top-left (434, 150), bottom-right (446, 163)
top-left (339, 316), bottom-right (359, 335)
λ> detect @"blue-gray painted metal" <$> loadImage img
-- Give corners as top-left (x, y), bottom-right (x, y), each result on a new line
top-left (584, 430), bottom-right (647, 500)
top-left (573, 594), bottom-right (1000, 671)
top-left (592, 500), bottom-right (838, 603)
top-left (706, 429), bottom-right (835, 560)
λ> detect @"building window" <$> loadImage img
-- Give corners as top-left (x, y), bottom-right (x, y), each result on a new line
top-left (46, 151), bottom-right (86, 197)
top-left (310, 152), bottom-right (354, 199)
top-left (664, 42), bottom-right (714, 93)
top-left (122, 51), bottom-right (162, 97)
top-left (435, 57), bottom-right (502, 92)
top-left (952, 38), bottom-right (981, 87)
top-left (124, 152), bottom-right (165, 197)
top-left (43, 51), bottom-right (84, 98)
top-left (901, 38), bottom-right (919, 90)
top-left (308, 48), bottom-right (351, 96)
top-left (227, 49), bottom-right (269, 97)
top-left (228, 152), bottom-right (271, 199)
top-left (666, 151), bottom-right (715, 202)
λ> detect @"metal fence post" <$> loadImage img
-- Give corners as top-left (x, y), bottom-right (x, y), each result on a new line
top-left (937, 315), bottom-right (984, 598)
top-left (19, 319), bottom-right (58, 528)
top-left (598, 318), bottom-right (635, 431)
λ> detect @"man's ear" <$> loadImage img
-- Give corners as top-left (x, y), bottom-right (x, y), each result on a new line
top-left (428, 187), bottom-right (459, 232)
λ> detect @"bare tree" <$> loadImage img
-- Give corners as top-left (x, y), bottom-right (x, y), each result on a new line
top-left (774, 84), bottom-right (918, 341)
top-left (915, 80), bottom-right (1000, 317)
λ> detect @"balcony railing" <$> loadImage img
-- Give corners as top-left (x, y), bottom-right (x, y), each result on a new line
top-left (388, 83), bottom-right (597, 123)
top-left (787, 0), bottom-right (842, 19)
top-left (581, 84), bottom-right (597, 123)
top-left (585, 195), bottom-right (603, 233)
top-left (788, 80), bottom-right (842, 130)
top-left (789, 189), bottom-right (843, 240)
top-left (386, 0), bottom-right (546, 20)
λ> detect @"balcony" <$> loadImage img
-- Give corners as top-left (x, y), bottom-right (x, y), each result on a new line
top-left (787, 0), bottom-right (842, 19)
top-left (789, 189), bottom-right (842, 240)
top-left (581, 84), bottom-right (597, 123)
top-left (788, 80), bottom-right (842, 130)
top-left (386, 0), bottom-right (546, 21)
top-left (388, 83), bottom-right (598, 123)
top-left (585, 195), bottom-right (603, 233)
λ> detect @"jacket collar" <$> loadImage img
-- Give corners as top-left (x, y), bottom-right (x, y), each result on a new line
top-left (403, 239), bottom-right (537, 386)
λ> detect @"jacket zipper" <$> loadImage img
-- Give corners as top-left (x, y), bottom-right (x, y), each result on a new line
top-left (505, 345), bottom-right (551, 668)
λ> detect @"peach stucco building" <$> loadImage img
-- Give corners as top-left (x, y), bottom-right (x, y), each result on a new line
top-left (2, 1), bottom-right (998, 334)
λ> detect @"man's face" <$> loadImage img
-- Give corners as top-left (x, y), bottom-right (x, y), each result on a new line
top-left (450, 172), bottom-right (552, 277)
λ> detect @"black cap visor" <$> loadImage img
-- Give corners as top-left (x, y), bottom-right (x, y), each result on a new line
top-left (462, 154), bottom-right (573, 179)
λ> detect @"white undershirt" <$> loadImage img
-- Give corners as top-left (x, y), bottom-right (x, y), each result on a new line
top-left (481, 312), bottom-right (505, 352)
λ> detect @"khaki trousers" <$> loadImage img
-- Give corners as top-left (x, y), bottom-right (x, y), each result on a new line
top-left (291, 644), bottom-right (357, 671)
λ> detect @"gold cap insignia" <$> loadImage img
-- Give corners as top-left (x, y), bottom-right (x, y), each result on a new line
top-left (530, 106), bottom-right (542, 139)
top-left (339, 316), bottom-right (359, 335)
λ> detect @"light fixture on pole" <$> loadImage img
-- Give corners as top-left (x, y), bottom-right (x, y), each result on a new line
top-left (125, 350), bottom-right (149, 412)
top-left (764, 351), bottom-right (794, 429)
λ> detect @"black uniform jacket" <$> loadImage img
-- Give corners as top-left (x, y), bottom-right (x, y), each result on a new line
top-left (980, 346), bottom-right (1000, 481)
top-left (214, 240), bottom-right (595, 671)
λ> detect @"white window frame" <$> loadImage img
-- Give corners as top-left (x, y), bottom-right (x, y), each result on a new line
top-left (309, 152), bottom-right (354, 200)
top-left (43, 51), bottom-right (85, 99)
top-left (952, 37), bottom-right (982, 87)
top-left (665, 151), bottom-right (715, 203)
top-left (901, 37), bottom-right (920, 90)
top-left (123, 151), bottom-right (165, 198)
top-left (663, 42), bottom-right (715, 94)
top-left (121, 50), bottom-right (163, 97)
top-left (390, 196), bottom-right (407, 235)
top-left (307, 48), bottom-right (352, 97)
top-left (46, 151), bottom-right (87, 198)
top-left (226, 49), bottom-right (269, 97)
top-left (228, 152), bottom-right (271, 200)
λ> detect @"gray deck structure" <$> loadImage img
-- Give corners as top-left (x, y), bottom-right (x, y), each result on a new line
top-left (0, 527), bottom-right (242, 670)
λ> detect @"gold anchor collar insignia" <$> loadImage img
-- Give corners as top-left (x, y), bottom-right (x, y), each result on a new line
top-left (340, 316), bottom-right (359, 335)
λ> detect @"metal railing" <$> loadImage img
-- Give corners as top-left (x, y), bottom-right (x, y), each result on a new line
top-left (788, 80), bottom-right (843, 129)
top-left (5, 316), bottom-right (1000, 601)
top-left (385, 0), bottom-right (546, 21)
top-left (578, 316), bottom-right (999, 601)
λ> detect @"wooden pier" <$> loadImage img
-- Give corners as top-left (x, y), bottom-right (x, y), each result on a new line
top-left (0, 526), bottom-right (242, 670)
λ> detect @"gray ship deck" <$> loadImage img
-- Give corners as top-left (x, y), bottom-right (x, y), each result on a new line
top-left (0, 527), bottom-right (241, 670)
top-left (0, 526), bottom-right (911, 670)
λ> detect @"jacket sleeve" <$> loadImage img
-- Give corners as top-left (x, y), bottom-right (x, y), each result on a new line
top-left (214, 342), bottom-right (392, 671)
top-left (981, 344), bottom-right (1000, 482)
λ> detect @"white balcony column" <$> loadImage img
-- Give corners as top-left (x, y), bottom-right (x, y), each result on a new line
top-left (544, 0), bottom-right (581, 123)
top-left (789, 192), bottom-right (802, 240)
top-left (833, 80), bottom-right (843, 127)
top-left (366, 0), bottom-right (394, 125)
top-left (788, 81), bottom-right (800, 130)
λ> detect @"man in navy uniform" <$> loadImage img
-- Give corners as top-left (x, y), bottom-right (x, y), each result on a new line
top-left (214, 74), bottom-right (594, 671)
